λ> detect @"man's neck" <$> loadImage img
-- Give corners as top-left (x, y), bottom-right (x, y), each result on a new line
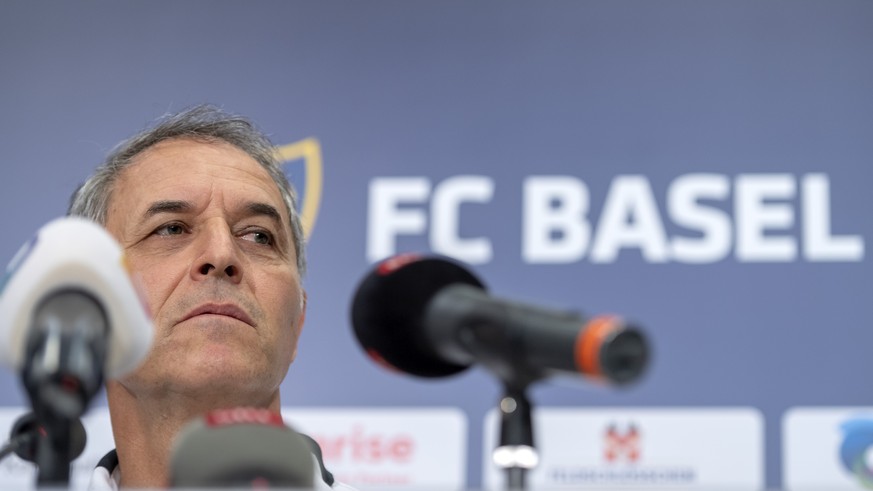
top-left (105, 381), bottom-right (282, 489)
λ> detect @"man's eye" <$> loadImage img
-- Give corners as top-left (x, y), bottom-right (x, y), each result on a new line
top-left (241, 230), bottom-right (273, 245)
top-left (155, 223), bottom-right (186, 236)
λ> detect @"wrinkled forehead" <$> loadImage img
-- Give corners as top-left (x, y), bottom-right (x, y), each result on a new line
top-left (112, 138), bottom-right (291, 223)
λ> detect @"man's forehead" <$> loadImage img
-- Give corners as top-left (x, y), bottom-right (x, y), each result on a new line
top-left (111, 138), bottom-right (290, 223)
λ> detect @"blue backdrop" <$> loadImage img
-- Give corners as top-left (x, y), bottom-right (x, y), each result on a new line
top-left (1, 2), bottom-right (871, 488)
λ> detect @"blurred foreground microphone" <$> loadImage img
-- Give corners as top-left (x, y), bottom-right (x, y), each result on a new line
top-left (0, 217), bottom-right (153, 419)
top-left (170, 408), bottom-right (315, 489)
top-left (352, 254), bottom-right (649, 386)
top-left (0, 412), bottom-right (86, 464)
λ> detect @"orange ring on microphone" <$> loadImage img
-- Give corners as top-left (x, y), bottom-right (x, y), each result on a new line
top-left (575, 315), bottom-right (620, 377)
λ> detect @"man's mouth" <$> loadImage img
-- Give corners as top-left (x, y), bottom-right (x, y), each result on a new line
top-left (181, 303), bottom-right (255, 327)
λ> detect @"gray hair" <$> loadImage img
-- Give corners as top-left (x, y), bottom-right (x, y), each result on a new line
top-left (68, 104), bottom-right (306, 275)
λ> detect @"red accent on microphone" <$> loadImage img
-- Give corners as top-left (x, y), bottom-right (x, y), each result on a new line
top-left (250, 477), bottom-right (270, 489)
top-left (366, 348), bottom-right (402, 374)
top-left (377, 253), bottom-right (421, 276)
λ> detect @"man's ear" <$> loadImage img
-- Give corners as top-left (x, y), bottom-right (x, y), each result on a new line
top-left (298, 290), bottom-right (307, 331)
top-left (289, 291), bottom-right (307, 363)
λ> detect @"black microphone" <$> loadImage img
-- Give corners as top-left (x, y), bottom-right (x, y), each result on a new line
top-left (0, 412), bottom-right (86, 464)
top-left (22, 288), bottom-right (108, 421)
top-left (169, 408), bottom-right (315, 489)
top-left (351, 254), bottom-right (649, 385)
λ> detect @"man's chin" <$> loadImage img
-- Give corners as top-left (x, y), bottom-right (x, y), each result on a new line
top-left (115, 356), bottom-right (280, 402)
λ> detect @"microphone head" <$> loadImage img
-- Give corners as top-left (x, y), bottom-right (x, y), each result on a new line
top-left (575, 315), bottom-right (650, 386)
top-left (169, 408), bottom-right (315, 489)
top-left (0, 217), bottom-right (153, 379)
top-left (351, 254), bottom-right (486, 378)
top-left (9, 412), bottom-right (87, 462)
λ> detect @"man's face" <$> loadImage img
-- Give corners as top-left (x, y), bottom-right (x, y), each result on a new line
top-left (104, 138), bottom-right (304, 403)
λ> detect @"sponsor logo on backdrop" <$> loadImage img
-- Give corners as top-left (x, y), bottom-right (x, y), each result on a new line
top-left (782, 407), bottom-right (873, 490)
top-left (840, 418), bottom-right (873, 488)
top-left (276, 138), bottom-right (323, 239)
top-left (548, 420), bottom-right (695, 487)
top-left (284, 408), bottom-right (466, 489)
top-left (368, 173), bottom-right (865, 265)
top-left (315, 424), bottom-right (415, 464)
top-left (484, 408), bottom-right (762, 489)
top-left (312, 425), bottom-right (415, 485)
top-left (604, 422), bottom-right (640, 463)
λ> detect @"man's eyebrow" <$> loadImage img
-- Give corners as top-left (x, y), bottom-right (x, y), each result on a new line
top-left (144, 200), bottom-right (193, 218)
top-left (245, 202), bottom-right (283, 226)
top-left (140, 200), bottom-right (285, 229)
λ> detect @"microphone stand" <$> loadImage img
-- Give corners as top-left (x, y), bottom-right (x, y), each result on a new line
top-left (493, 383), bottom-right (537, 491)
top-left (0, 411), bottom-right (88, 487)
top-left (0, 413), bottom-right (80, 485)
top-left (0, 441), bottom-right (20, 462)
top-left (467, 319), bottom-right (543, 491)
top-left (21, 289), bottom-right (107, 488)
top-left (33, 418), bottom-right (77, 486)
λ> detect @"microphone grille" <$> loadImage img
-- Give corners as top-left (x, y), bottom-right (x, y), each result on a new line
top-left (169, 408), bottom-right (315, 488)
top-left (351, 255), bottom-right (485, 378)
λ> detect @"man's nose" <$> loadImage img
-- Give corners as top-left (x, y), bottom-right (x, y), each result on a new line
top-left (191, 222), bottom-right (242, 283)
